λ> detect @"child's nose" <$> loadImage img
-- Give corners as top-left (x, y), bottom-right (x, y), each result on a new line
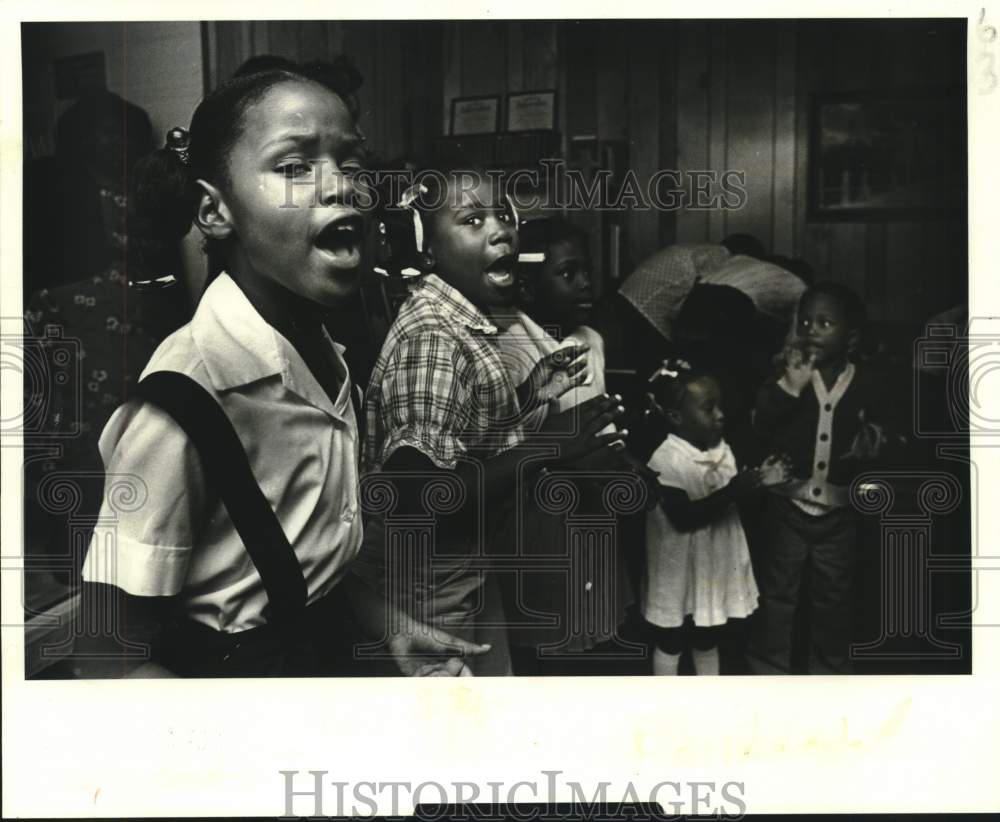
top-left (317, 162), bottom-right (355, 207)
top-left (488, 218), bottom-right (513, 245)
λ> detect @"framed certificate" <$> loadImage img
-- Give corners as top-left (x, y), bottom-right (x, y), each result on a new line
top-left (506, 89), bottom-right (557, 132)
top-left (450, 94), bottom-right (501, 136)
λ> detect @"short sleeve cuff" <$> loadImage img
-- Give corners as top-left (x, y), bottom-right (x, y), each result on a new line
top-left (379, 424), bottom-right (466, 470)
top-left (82, 526), bottom-right (191, 597)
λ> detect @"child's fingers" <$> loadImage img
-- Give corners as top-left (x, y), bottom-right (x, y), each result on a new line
top-left (549, 343), bottom-right (590, 369)
top-left (543, 366), bottom-right (590, 403)
top-left (584, 402), bottom-right (626, 436)
top-left (440, 657), bottom-right (473, 676)
top-left (574, 393), bottom-right (618, 420)
top-left (563, 358), bottom-right (589, 380)
top-left (584, 432), bottom-right (629, 456)
top-left (424, 628), bottom-right (491, 658)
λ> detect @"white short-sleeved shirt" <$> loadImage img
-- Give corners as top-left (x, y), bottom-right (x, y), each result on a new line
top-left (643, 434), bottom-right (758, 628)
top-left (82, 273), bottom-right (363, 633)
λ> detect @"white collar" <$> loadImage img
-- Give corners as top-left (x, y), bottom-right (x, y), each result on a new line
top-left (190, 273), bottom-right (351, 420)
top-left (667, 433), bottom-right (728, 463)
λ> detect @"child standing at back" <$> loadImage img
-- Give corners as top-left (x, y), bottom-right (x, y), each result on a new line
top-left (644, 361), bottom-right (789, 675)
top-left (748, 282), bottom-right (888, 674)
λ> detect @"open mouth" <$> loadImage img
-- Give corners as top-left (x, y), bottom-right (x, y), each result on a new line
top-left (315, 214), bottom-right (364, 263)
top-left (484, 254), bottom-right (516, 288)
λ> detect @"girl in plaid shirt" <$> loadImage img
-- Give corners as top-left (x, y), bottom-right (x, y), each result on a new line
top-left (359, 169), bottom-right (625, 674)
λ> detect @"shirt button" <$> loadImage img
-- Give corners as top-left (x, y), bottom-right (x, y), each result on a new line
top-left (817, 461), bottom-right (826, 470)
top-left (820, 433), bottom-right (829, 442)
top-left (584, 581), bottom-right (593, 592)
top-left (812, 487), bottom-right (822, 497)
top-left (343, 508), bottom-right (356, 522)
top-left (824, 403), bottom-right (832, 412)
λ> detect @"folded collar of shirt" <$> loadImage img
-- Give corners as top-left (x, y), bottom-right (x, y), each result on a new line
top-left (413, 273), bottom-right (499, 335)
top-left (183, 272), bottom-right (351, 420)
top-left (668, 433), bottom-right (728, 465)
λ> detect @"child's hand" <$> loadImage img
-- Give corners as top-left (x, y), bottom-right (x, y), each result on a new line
top-left (539, 393), bottom-right (625, 465)
top-left (642, 391), bottom-right (665, 422)
top-left (386, 620), bottom-right (491, 677)
top-left (779, 341), bottom-right (816, 395)
top-left (522, 343), bottom-right (590, 407)
top-left (757, 453), bottom-right (793, 487)
top-left (729, 454), bottom-right (791, 495)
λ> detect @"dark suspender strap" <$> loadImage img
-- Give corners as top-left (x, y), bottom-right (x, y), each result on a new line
top-left (351, 383), bottom-right (365, 443)
top-left (135, 371), bottom-right (308, 633)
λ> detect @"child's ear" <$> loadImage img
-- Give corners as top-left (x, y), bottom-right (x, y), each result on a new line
top-left (417, 246), bottom-right (436, 272)
top-left (665, 408), bottom-right (683, 429)
top-left (194, 179), bottom-right (233, 241)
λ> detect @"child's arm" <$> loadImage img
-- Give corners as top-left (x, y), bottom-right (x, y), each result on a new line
top-left (382, 392), bottom-right (624, 526)
top-left (373, 332), bottom-right (623, 528)
top-left (659, 455), bottom-right (789, 533)
top-left (73, 584), bottom-right (180, 678)
top-left (74, 399), bottom-right (207, 678)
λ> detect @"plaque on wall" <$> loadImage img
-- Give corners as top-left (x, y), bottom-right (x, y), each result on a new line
top-left (506, 89), bottom-right (557, 132)
top-left (450, 95), bottom-right (501, 136)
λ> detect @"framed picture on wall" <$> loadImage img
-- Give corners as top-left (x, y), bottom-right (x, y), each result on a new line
top-left (807, 89), bottom-right (965, 220)
top-left (450, 95), bottom-right (501, 136)
top-left (507, 89), bottom-right (557, 132)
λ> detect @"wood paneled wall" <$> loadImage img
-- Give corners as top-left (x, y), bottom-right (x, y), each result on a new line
top-left (205, 19), bottom-right (966, 325)
top-left (440, 19), bottom-right (967, 324)
top-left (207, 21), bottom-right (443, 164)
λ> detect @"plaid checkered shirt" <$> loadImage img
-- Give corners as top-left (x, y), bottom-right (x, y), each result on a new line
top-left (362, 273), bottom-right (525, 474)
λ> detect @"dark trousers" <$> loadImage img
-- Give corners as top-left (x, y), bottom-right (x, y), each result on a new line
top-left (748, 495), bottom-right (857, 674)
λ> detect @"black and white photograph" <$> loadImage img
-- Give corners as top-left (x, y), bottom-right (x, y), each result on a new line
top-left (2, 4), bottom-right (998, 819)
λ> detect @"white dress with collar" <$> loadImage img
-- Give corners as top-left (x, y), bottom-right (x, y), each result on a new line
top-left (643, 434), bottom-right (759, 628)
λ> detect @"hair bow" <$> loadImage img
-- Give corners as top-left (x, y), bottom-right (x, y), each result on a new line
top-left (165, 126), bottom-right (190, 166)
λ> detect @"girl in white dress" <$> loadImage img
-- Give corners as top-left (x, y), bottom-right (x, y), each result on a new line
top-left (644, 359), bottom-right (789, 675)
